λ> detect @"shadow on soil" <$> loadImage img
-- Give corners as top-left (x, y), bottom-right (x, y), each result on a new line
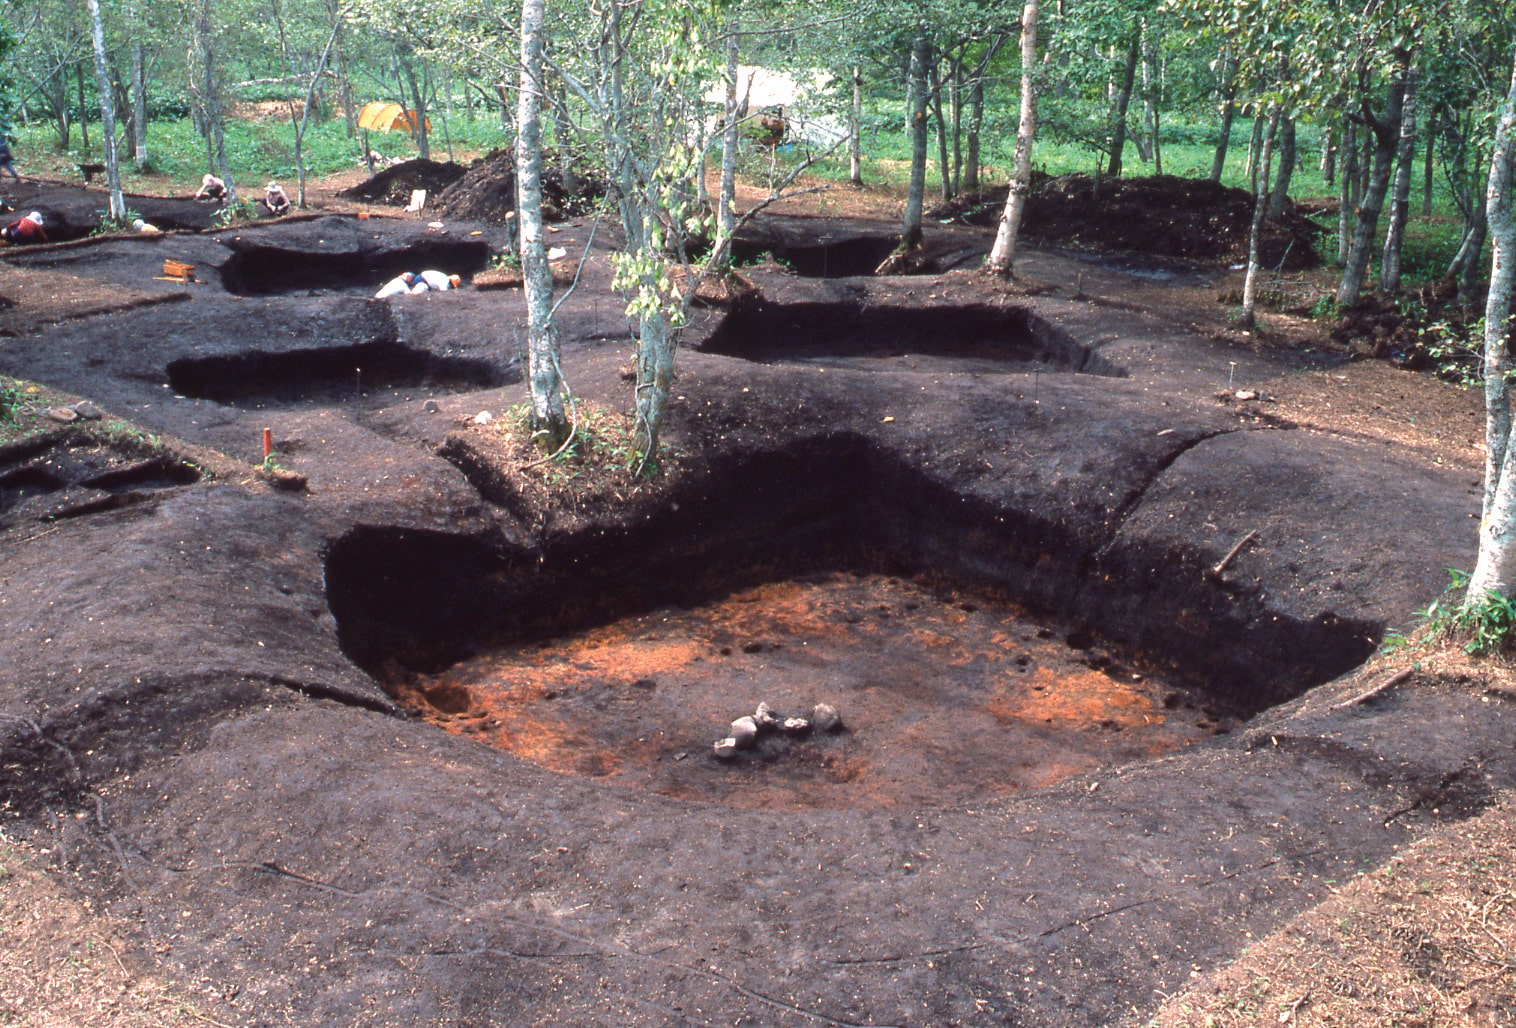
top-left (166, 340), bottom-right (511, 405)
top-left (700, 298), bottom-right (1125, 373)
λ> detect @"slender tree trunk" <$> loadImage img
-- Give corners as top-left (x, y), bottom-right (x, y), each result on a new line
top-left (1423, 105), bottom-right (1438, 216)
top-left (1465, 52), bottom-right (1516, 602)
top-left (712, 16), bottom-right (740, 268)
top-left (986, 0), bottom-right (1039, 277)
top-left (1337, 62), bottom-right (1410, 307)
top-left (549, 75), bottom-right (577, 193)
top-left (85, 0), bottom-right (124, 220)
top-left (1245, 114), bottom-right (1263, 181)
top-left (1380, 66), bottom-right (1420, 293)
top-left (901, 31), bottom-right (931, 250)
top-left (964, 75), bottom-right (983, 192)
top-left (1267, 117), bottom-right (1295, 219)
top-left (516, 0), bottom-right (567, 448)
top-left (949, 59), bottom-right (963, 196)
top-left (1106, 30), bottom-right (1140, 178)
top-left (1449, 209), bottom-right (1488, 308)
top-left (400, 54), bottom-right (430, 159)
top-left (1338, 118), bottom-right (1359, 264)
top-left (1210, 50), bottom-right (1237, 182)
top-left (76, 63), bottom-right (90, 151)
top-left (326, 0), bottom-right (356, 137)
top-left (929, 63), bottom-right (951, 200)
top-left (191, 0), bottom-right (234, 201)
top-left (1141, 18), bottom-right (1161, 174)
top-left (1240, 104), bottom-right (1281, 328)
top-left (130, 36), bottom-right (148, 169)
top-left (849, 65), bottom-right (863, 185)
top-left (1321, 124), bottom-right (1336, 187)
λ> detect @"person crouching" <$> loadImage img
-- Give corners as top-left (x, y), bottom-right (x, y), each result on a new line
top-left (0, 211), bottom-right (48, 245)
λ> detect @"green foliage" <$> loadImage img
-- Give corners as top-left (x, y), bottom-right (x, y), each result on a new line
top-left (1413, 308), bottom-right (1486, 389)
top-left (212, 197), bottom-right (263, 228)
top-left (0, 381), bottom-right (19, 425)
top-left (1418, 569), bottom-right (1516, 656)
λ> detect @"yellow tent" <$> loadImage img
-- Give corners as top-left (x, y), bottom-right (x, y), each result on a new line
top-left (357, 101), bottom-right (430, 135)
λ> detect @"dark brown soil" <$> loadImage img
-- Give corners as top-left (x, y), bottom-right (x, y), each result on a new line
top-left (933, 173), bottom-right (1324, 271)
top-left (335, 157), bottom-right (466, 205)
top-left (0, 174), bottom-right (1509, 1028)
top-left (431, 147), bottom-right (607, 223)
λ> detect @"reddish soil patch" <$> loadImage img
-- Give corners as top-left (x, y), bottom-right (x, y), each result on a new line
top-left (388, 572), bottom-right (1226, 810)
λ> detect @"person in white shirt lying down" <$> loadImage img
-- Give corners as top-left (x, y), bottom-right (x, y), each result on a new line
top-left (409, 270), bottom-right (463, 292)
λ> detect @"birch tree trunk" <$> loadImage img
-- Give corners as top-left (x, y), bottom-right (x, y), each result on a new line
top-left (1106, 30), bottom-right (1139, 179)
top-left (986, 0), bottom-right (1039, 277)
top-left (1464, 52), bottom-right (1516, 602)
top-left (929, 63), bottom-right (952, 200)
top-left (1338, 118), bottom-right (1359, 264)
top-left (901, 31), bottom-right (931, 250)
top-left (85, 0), bottom-right (124, 221)
top-left (191, 0), bottom-right (234, 202)
top-left (516, 0), bottom-right (567, 448)
top-left (1140, 18), bottom-right (1161, 175)
top-left (1240, 103), bottom-right (1280, 329)
top-left (1337, 61), bottom-right (1410, 307)
top-left (1380, 66), bottom-right (1420, 293)
top-left (1210, 49), bottom-right (1237, 182)
top-left (130, 36), bottom-right (148, 169)
top-left (849, 65), bottom-right (863, 185)
top-left (711, 15), bottom-right (740, 269)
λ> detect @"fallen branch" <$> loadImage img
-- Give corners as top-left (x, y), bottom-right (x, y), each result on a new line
top-left (1330, 666), bottom-right (1414, 711)
top-left (1209, 529), bottom-right (1258, 577)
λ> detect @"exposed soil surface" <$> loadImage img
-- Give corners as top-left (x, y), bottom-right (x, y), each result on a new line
top-left (934, 173), bottom-right (1324, 271)
top-left (1, 174), bottom-right (1511, 1027)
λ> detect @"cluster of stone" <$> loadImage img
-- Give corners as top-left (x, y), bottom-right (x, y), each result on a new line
top-left (713, 701), bottom-right (843, 760)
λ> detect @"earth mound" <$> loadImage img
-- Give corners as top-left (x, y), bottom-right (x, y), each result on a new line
top-left (932, 173), bottom-right (1322, 271)
top-left (432, 148), bottom-right (605, 223)
top-left (336, 158), bottom-right (465, 205)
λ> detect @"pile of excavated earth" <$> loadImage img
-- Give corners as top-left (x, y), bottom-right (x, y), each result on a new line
top-left (0, 168), bottom-right (1510, 1026)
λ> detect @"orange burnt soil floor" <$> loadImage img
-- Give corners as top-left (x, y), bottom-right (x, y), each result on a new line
top-left (385, 571), bottom-right (1231, 810)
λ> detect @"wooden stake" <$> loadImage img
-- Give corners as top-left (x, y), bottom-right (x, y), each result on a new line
top-left (262, 427), bottom-right (272, 460)
top-left (1330, 667), bottom-right (1414, 711)
top-left (1209, 529), bottom-right (1258, 577)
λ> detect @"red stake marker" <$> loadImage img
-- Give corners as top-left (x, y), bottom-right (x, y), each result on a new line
top-left (262, 427), bottom-right (273, 460)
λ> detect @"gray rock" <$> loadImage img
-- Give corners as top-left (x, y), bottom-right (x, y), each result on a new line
top-left (712, 737), bottom-right (739, 760)
top-left (754, 702), bottom-right (781, 729)
top-left (45, 407), bottom-right (78, 423)
top-left (422, 399), bottom-right (441, 414)
top-left (782, 717), bottom-right (812, 734)
top-left (812, 703), bottom-right (842, 732)
top-left (72, 401), bottom-right (103, 420)
top-left (730, 716), bottom-right (760, 747)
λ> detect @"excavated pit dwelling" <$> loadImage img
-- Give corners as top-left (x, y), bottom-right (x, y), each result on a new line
top-left (728, 233), bottom-right (901, 278)
top-left (165, 340), bottom-right (510, 407)
top-left (327, 434), bottom-right (1377, 812)
top-left (700, 297), bottom-right (1124, 373)
top-left (218, 235), bottom-right (492, 295)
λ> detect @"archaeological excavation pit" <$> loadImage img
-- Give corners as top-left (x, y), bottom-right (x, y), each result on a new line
top-left (700, 299), bottom-right (1125, 374)
top-left (165, 340), bottom-right (512, 408)
top-left (326, 444), bottom-right (1378, 812)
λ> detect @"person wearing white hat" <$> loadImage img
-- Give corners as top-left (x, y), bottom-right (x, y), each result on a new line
top-left (263, 181), bottom-right (291, 215)
top-left (0, 211), bottom-right (46, 244)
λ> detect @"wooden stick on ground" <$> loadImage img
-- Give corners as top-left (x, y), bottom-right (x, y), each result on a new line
top-left (1330, 666), bottom-right (1415, 710)
top-left (1209, 529), bottom-right (1259, 577)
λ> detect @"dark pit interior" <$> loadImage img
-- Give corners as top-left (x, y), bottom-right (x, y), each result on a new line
top-left (166, 341), bottom-right (512, 405)
top-left (729, 234), bottom-right (901, 277)
top-left (327, 439), bottom-right (1376, 809)
top-left (701, 299), bottom-right (1125, 374)
top-left (0, 434), bottom-right (202, 525)
top-left (219, 239), bottom-right (491, 295)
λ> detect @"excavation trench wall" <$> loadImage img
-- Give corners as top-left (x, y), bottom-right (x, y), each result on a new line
top-left (700, 297), bottom-right (1125, 375)
top-left (219, 238), bottom-right (491, 295)
top-left (327, 435), bottom-right (1375, 717)
top-left (166, 341), bottom-right (508, 403)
